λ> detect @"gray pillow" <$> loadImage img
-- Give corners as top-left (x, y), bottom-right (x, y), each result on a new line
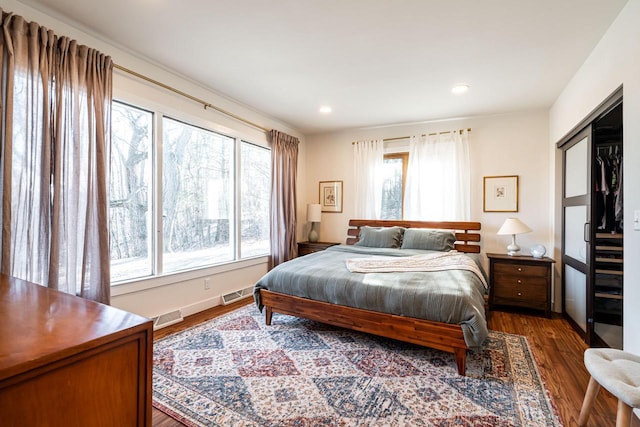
top-left (400, 228), bottom-right (456, 251)
top-left (354, 226), bottom-right (405, 248)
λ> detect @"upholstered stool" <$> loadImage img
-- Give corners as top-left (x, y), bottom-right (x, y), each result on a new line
top-left (578, 348), bottom-right (640, 427)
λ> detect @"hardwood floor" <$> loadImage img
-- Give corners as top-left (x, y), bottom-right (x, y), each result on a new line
top-left (152, 300), bottom-right (636, 426)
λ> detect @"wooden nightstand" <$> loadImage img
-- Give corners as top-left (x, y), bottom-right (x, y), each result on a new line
top-left (297, 241), bottom-right (340, 256)
top-left (487, 253), bottom-right (555, 318)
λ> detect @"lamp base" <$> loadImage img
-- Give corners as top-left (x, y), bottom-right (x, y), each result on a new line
top-left (308, 224), bottom-right (318, 243)
top-left (506, 243), bottom-right (520, 256)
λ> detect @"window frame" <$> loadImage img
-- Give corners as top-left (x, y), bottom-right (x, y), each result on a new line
top-left (382, 152), bottom-right (409, 219)
top-left (109, 92), bottom-right (271, 292)
top-left (109, 100), bottom-right (156, 283)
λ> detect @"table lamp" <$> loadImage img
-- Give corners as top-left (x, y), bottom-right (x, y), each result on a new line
top-left (307, 204), bottom-right (321, 243)
top-left (497, 218), bottom-right (532, 256)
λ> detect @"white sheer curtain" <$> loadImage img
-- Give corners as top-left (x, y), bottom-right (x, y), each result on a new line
top-left (353, 139), bottom-right (384, 219)
top-left (404, 130), bottom-right (470, 221)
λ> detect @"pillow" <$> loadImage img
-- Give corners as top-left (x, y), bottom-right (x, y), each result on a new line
top-left (400, 228), bottom-right (456, 251)
top-left (354, 226), bottom-right (405, 248)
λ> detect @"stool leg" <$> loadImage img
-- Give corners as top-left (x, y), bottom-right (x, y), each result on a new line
top-left (578, 376), bottom-right (601, 426)
top-left (615, 400), bottom-right (632, 427)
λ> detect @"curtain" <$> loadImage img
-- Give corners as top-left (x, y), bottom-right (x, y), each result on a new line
top-left (269, 129), bottom-right (299, 268)
top-left (404, 130), bottom-right (470, 221)
top-left (0, 11), bottom-right (113, 304)
top-left (353, 139), bottom-right (384, 219)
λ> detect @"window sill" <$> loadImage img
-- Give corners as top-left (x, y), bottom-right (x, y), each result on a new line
top-left (111, 255), bottom-right (269, 297)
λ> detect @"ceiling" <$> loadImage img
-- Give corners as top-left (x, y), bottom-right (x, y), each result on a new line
top-left (18, 0), bottom-right (628, 135)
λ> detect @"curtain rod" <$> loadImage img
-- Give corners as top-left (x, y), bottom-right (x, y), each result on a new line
top-left (2, 11), bottom-right (268, 133)
top-left (113, 64), bottom-right (270, 133)
top-left (352, 128), bottom-right (471, 145)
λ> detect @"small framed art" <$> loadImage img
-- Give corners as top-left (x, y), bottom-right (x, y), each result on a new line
top-left (319, 180), bottom-right (343, 213)
top-left (483, 175), bottom-right (519, 212)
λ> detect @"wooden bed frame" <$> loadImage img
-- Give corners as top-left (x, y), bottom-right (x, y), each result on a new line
top-left (259, 219), bottom-right (482, 375)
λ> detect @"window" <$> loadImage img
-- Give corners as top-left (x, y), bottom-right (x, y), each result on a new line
top-left (110, 102), bottom-right (153, 282)
top-left (162, 118), bottom-right (235, 273)
top-left (381, 153), bottom-right (408, 219)
top-left (109, 101), bottom-right (271, 283)
top-left (240, 142), bottom-right (271, 258)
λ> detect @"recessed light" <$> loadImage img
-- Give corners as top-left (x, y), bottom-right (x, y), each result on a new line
top-left (451, 85), bottom-right (469, 95)
top-left (319, 106), bottom-right (332, 114)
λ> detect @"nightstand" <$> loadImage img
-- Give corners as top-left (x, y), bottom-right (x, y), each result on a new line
top-left (297, 241), bottom-right (340, 256)
top-left (487, 253), bottom-right (555, 318)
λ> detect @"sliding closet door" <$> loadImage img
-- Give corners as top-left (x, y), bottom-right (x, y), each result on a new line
top-left (562, 126), bottom-right (592, 342)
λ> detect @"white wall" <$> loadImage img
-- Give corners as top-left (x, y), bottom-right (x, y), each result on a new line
top-left (2, 0), bottom-right (306, 319)
top-left (550, 0), bottom-right (640, 354)
top-left (304, 110), bottom-right (559, 308)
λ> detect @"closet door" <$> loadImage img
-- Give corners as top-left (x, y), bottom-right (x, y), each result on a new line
top-left (561, 126), bottom-right (593, 342)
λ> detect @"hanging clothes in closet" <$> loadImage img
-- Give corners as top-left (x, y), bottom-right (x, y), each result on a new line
top-left (594, 145), bottom-right (622, 233)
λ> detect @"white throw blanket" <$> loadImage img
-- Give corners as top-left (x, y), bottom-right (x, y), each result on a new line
top-left (345, 251), bottom-right (488, 290)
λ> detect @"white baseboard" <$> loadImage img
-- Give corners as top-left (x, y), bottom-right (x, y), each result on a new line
top-left (151, 285), bottom-right (255, 329)
top-left (180, 295), bottom-right (223, 318)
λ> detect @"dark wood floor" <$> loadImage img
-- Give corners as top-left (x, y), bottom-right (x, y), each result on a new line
top-left (152, 300), bottom-right (636, 426)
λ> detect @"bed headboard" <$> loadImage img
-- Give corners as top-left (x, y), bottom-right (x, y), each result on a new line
top-left (346, 219), bottom-right (482, 253)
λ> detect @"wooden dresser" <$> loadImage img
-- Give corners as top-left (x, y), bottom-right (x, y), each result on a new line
top-left (0, 274), bottom-right (153, 426)
top-left (487, 253), bottom-right (555, 318)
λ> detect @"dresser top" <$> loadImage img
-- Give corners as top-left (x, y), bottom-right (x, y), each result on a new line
top-left (0, 274), bottom-right (151, 380)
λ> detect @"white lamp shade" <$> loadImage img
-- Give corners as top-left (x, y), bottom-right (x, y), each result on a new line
top-left (307, 204), bottom-right (322, 222)
top-left (497, 218), bottom-right (532, 235)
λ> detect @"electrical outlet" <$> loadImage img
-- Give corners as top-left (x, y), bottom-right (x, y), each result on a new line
top-left (204, 278), bottom-right (211, 290)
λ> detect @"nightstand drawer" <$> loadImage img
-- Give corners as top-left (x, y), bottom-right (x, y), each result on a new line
top-left (297, 241), bottom-right (339, 256)
top-left (494, 262), bottom-right (548, 278)
top-left (493, 272), bottom-right (547, 289)
top-left (299, 246), bottom-right (322, 256)
top-left (493, 277), bottom-right (547, 304)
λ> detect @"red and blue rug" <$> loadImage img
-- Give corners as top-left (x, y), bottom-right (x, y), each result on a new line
top-left (153, 304), bottom-right (563, 426)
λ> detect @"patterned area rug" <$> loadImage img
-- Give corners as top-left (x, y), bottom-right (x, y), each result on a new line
top-left (153, 304), bottom-right (563, 426)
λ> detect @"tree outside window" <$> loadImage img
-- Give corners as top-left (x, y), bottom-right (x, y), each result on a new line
top-left (381, 153), bottom-right (408, 220)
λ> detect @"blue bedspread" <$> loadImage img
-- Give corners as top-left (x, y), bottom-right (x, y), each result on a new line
top-left (254, 245), bottom-right (488, 348)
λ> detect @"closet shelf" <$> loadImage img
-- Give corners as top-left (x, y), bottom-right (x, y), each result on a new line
top-left (595, 269), bottom-right (623, 276)
top-left (596, 233), bottom-right (623, 239)
top-left (595, 245), bottom-right (623, 252)
top-left (595, 292), bottom-right (623, 300)
top-left (595, 257), bottom-right (623, 264)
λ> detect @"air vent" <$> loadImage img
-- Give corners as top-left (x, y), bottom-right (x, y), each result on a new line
top-left (152, 309), bottom-right (183, 330)
top-left (221, 286), bottom-right (253, 305)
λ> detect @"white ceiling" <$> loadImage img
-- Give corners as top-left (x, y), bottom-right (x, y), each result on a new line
top-left (18, 0), bottom-right (628, 134)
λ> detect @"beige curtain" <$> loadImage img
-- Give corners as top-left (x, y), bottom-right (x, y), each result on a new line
top-left (269, 130), bottom-right (299, 268)
top-left (0, 11), bottom-right (112, 304)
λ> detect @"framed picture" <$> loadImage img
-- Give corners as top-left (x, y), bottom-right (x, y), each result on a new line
top-left (483, 175), bottom-right (519, 212)
top-left (319, 180), bottom-right (343, 213)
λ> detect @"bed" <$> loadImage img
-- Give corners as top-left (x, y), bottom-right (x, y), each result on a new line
top-left (254, 219), bottom-right (487, 375)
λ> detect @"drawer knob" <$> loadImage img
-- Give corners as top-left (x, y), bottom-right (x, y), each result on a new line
top-left (517, 267), bottom-right (522, 272)
top-left (517, 292), bottom-right (522, 296)
top-left (517, 280), bottom-right (522, 284)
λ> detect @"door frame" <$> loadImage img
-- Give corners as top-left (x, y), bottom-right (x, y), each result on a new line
top-left (557, 86), bottom-right (622, 345)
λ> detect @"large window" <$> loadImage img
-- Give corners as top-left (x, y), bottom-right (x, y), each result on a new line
top-left (110, 102), bottom-right (153, 282)
top-left (162, 118), bottom-right (234, 273)
top-left (381, 153), bottom-right (408, 220)
top-left (240, 142), bottom-right (271, 258)
top-left (109, 101), bottom-right (270, 283)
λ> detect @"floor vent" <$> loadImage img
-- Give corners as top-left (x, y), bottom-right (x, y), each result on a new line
top-left (153, 309), bottom-right (183, 330)
top-left (222, 286), bottom-right (253, 305)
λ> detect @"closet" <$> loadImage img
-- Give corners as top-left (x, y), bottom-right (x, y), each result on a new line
top-left (558, 88), bottom-right (623, 349)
